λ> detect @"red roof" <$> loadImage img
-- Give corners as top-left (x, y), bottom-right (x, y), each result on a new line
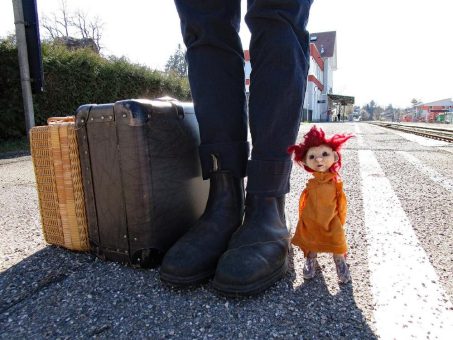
top-left (309, 31), bottom-right (336, 58)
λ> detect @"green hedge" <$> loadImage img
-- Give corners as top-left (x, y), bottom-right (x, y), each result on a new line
top-left (0, 39), bottom-right (191, 140)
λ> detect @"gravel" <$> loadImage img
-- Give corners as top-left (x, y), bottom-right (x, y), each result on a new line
top-left (1, 122), bottom-right (452, 339)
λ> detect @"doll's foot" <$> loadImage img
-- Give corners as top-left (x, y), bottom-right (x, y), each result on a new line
top-left (303, 252), bottom-right (319, 279)
top-left (333, 254), bottom-right (351, 284)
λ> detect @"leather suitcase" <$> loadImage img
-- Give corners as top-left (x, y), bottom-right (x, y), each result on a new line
top-left (75, 98), bottom-right (209, 267)
top-left (29, 117), bottom-right (89, 251)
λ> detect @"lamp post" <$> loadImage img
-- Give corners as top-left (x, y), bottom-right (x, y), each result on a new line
top-left (12, 0), bottom-right (35, 135)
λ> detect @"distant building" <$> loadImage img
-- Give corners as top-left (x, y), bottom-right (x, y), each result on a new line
top-left (303, 38), bottom-right (325, 121)
top-left (54, 37), bottom-right (100, 54)
top-left (305, 31), bottom-right (337, 122)
top-left (416, 98), bottom-right (453, 123)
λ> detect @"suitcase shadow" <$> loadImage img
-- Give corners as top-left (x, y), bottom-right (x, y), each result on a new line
top-left (0, 246), bottom-right (97, 314)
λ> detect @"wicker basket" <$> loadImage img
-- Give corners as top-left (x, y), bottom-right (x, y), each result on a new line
top-left (30, 117), bottom-right (89, 251)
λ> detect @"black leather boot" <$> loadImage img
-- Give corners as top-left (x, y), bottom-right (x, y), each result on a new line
top-left (160, 171), bottom-right (244, 286)
top-left (212, 194), bottom-right (290, 296)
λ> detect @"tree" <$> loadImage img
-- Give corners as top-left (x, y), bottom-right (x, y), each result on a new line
top-left (385, 104), bottom-right (395, 121)
top-left (40, 0), bottom-right (103, 53)
top-left (394, 107), bottom-right (402, 122)
top-left (374, 105), bottom-right (384, 121)
top-left (411, 98), bottom-right (421, 107)
top-left (410, 98), bottom-right (421, 119)
top-left (165, 44), bottom-right (188, 77)
top-left (363, 100), bottom-right (376, 120)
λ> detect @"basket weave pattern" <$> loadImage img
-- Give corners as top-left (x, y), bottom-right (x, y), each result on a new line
top-left (30, 118), bottom-right (89, 251)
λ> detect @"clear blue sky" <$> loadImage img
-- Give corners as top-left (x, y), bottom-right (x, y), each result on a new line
top-left (1, 0), bottom-right (452, 108)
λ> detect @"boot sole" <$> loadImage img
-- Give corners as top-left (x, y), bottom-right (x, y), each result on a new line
top-left (160, 269), bottom-right (215, 287)
top-left (211, 257), bottom-right (288, 297)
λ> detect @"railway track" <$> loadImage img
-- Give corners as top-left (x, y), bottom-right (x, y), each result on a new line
top-left (369, 121), bottom-right (453, 143)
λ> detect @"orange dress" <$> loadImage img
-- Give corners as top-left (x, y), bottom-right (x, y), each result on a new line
top-left (291, 172), bottom-right (348, 257)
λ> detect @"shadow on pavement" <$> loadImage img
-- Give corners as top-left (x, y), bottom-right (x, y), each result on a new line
top-left (286, 247), bottom-right (378, 339)
top-left (1, 245), bottom-right (377, 338)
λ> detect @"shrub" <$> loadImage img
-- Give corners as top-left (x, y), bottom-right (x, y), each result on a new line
top-left (0, 39), bottom-right (191, 140)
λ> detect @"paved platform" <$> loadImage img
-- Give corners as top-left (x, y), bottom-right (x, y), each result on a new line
top-left (1, 122), bottom-right (452, 339)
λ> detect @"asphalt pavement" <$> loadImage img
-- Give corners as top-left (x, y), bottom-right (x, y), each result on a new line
top-left (1, 122), bottom-right (452, 339)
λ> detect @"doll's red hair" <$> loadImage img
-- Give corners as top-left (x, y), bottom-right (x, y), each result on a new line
top-left (288, 125), bottom-right (353, 174)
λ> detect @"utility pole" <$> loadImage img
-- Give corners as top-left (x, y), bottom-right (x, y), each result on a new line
top-left (12, 0), bottom-right (35, 135)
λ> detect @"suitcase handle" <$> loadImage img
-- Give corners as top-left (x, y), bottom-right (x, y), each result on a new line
top-left (47, 116), bottom-right (75, 124)
top-left (156, 97), bottom-right (185, 120)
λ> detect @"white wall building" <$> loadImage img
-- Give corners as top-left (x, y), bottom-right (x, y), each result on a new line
top-left (307, 31), bottom-right (337, 122)
top-left (303, 42), bottom-right (324, 122)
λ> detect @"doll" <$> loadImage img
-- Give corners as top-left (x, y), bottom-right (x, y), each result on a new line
top-left (288, 125), bottom-right (353, 283)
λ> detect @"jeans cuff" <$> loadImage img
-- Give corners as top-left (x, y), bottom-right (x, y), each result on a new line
top-left (246, 159), bottom-right (293, 196)
top-left (199, 141), bottom-right (250, 179)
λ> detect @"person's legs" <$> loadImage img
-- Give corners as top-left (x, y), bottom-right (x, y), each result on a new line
top-left (213, 0), bottom-right (312, 295)
top-left (160, 0), bottom-right (248, 285)
top-left (174, 0), bottom-right (249, 178)
top-left (247, 0), bottom-right (312, 194)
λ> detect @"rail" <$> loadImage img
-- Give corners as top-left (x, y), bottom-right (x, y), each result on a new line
top-left (369, 122), bottom-right (453, 143)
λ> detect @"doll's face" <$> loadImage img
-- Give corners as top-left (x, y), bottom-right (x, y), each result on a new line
top-left (303, 144), bottom-right (338, 173)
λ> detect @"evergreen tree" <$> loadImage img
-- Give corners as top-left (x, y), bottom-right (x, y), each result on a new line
top-left (363, 100), bottom-right (376, 120)
top-left (165, 44), bottom-right (188, 78)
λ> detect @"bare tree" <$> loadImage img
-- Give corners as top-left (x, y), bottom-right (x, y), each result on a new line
top-left (41, 0), bottom-right (71, 39)
top-left (40, 0), bottom-right (103, 52)
top-left (72, 10), bottom-right (103, 51)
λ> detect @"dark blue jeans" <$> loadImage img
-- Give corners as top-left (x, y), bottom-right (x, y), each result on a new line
top-left (174, 0), bottom-right (312, 196)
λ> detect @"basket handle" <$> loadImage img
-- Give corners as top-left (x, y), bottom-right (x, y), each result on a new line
top-left (47, 116), bottom-right (75, 124)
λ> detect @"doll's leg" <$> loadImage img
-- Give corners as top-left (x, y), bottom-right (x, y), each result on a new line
top-left (303, 252), bottom-right (319, 279)
top-left (333, 254), bottom-right (351, 284)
